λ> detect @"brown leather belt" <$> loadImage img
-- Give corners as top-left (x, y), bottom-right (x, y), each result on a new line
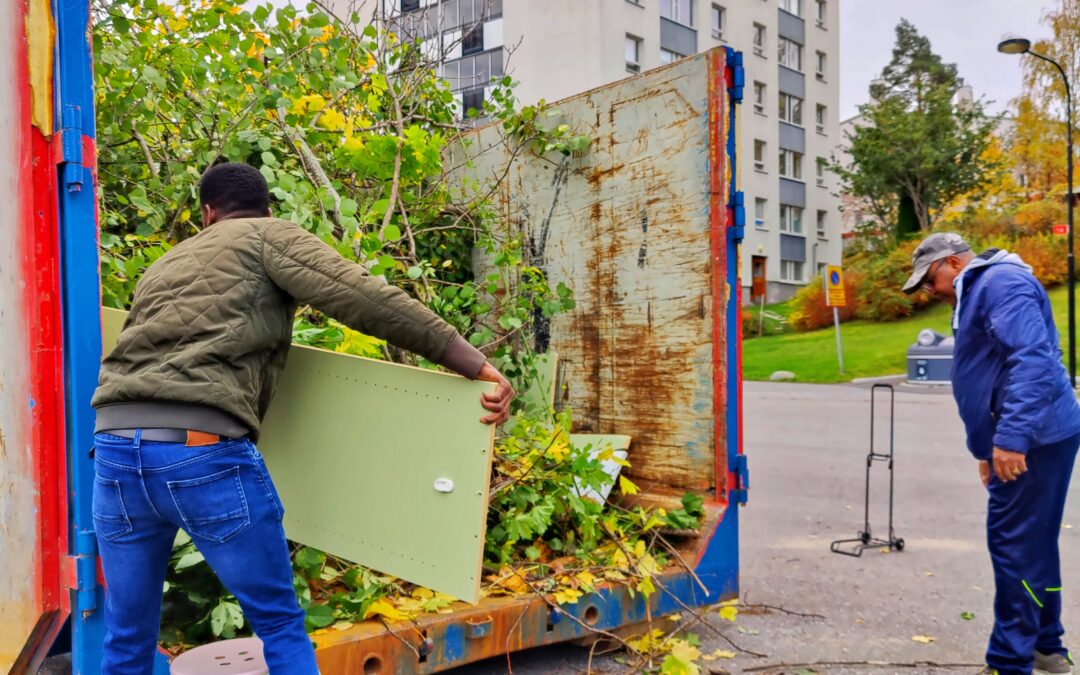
top-left (102, 428), bottom-right (230, 447)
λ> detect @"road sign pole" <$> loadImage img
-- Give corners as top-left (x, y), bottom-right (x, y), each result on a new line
top-left (833, 306), bottom-right (844, 374)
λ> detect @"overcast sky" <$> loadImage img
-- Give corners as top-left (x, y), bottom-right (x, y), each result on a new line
top-left (840, 0), bottom-right (1057, 121)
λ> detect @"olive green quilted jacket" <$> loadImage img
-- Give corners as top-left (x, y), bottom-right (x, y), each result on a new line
top-left (92, 217), bottom-right (484, 440)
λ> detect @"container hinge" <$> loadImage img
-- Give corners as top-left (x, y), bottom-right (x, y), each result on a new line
top-left (731, 454), bottom-right (749, 505)
top-left (729, 190), bottom-right (745, 244)
top-left (65, 529), bottom-right (99, 615)
top-left (726, 48), bottom-right (745, 103)
top-left (58, 104), bottom-right (85, 192)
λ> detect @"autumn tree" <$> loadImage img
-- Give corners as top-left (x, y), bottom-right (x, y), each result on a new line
top-left (834, 20), bottom-right (1001, 238)
top-left (1008, 0), bottom-right (1080, 197)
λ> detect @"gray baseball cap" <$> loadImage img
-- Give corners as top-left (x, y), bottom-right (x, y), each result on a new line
top-left (901, 232), bottom-right (972, 294)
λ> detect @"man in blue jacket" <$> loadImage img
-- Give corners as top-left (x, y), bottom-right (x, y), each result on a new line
top-left (903, 232), bottom-right (1080, 675)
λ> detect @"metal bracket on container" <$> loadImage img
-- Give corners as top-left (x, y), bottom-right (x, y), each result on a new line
top-left (66, 529), bottom-right (99, 615)
top-left (58, 104), bottom-right (84, 192)
top-left (465, 617), bottom-right (493, 639)
top-left (730, 454), bottom-right (749, 505)
top-left (729, 190), bottom-right (746, 244)
top-left (725, 47), bottom-right (745, 103)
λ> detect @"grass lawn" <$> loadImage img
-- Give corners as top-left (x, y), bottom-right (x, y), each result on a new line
top-left (743, 285), bottom-right (1070, 384)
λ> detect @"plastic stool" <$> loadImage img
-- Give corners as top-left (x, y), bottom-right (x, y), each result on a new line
top-left (170, 637), bottom-right (268, 675)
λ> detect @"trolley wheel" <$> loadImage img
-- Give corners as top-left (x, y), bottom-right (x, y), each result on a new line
top-left (894, 538), bottom-right (905, 551)
top-left (860, 531), bottom-right (871, 545)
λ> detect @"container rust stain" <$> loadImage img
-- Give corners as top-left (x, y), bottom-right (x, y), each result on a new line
top-left (452, 50), bottom-right (732, 491)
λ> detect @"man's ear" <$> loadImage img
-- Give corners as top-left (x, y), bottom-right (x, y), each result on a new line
top-left (202, 204), bottom-right (215, 226)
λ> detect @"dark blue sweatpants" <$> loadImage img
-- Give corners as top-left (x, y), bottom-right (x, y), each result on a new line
top-left (986, 432), bottom-right (1079, 674)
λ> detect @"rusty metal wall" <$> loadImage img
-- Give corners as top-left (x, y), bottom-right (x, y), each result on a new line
top-left (0, 1), bottom-right (43, 667)
top-left (455, 52), bottom-right (727, 490)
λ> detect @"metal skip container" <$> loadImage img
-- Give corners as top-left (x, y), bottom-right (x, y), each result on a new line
top-left (906, 329), bottom-right (954, 384)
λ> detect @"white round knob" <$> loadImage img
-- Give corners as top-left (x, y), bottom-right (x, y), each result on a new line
top-left (433, 478), bottom-right (455, 493)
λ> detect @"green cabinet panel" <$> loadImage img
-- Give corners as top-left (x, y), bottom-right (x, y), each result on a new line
top-left (101, 308), bottom-right (496, 603)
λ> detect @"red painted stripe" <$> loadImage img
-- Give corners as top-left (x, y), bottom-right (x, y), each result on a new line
top-left (18, 0), bottom-right (68, 614)
top-left (706, 48), bottom-right (729, 504)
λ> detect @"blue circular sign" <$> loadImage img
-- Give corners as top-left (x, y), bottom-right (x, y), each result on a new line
top-left (830, 270), bottom-right (841, 286)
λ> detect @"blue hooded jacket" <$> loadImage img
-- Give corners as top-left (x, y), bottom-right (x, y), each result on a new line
top-left (950, 249), bottom-right (1080, 460)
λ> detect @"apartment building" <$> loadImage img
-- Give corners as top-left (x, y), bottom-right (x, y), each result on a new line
top-left (372, 0), bottom-right (843, 303)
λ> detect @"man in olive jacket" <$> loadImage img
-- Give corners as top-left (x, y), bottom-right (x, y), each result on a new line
top-left (91, 163), bottom-right (513, 674)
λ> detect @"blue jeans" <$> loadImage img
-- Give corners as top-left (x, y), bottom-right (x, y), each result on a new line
top-left (92, 431), bottom-right (319, 674)
top-left (986, 432), bottom-right (1080, 675)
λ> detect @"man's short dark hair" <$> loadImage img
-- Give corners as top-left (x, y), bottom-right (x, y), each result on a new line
top-left (199, 162), bottom-right (270, 216)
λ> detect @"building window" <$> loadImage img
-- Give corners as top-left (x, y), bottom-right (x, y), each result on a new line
top-left (779, 37), bottom-right (803, 71)
top-left (816, 157), bottom-right (827, 186)
top-left (753, 23), bottom-right (766, 57)
top-left (753, 81), bottom-right (766, 114)
top-left (401, 0), bottom-right (420, 12)
top-left (815, 0), bottom-right (826, 25)
top-left (779, 0), bottom-right (801, 17)
top-left (780, 259), bottom-right (804, 283)
top-left (817, 209), bottom-right (827, 237)
top-left (816, 51), bottom-right (827, 80)
top-left (462, 22), bottom-right (484, 56)
top-left (711, 4), bottom-right (726, 40)
top-left (660, 48), bottom-right (685, 64)
top-left (779, 148), bottom-right (803, 180)
top-left (462, 87), bottom-right (485, 117)
top-left (778, 93), bottom-right (803, 126)
top-left (754, 140), bottom-right (767, 172)
top-left (626, 35), bottom-right (642, 72)
top-left (755, 198), bottom-right (767, 228)
top-left (816, 104), bottom-right (826, 134)
top-left (661, 0), bottom-right (693, 26)
top-left (780, 204), bottom-right (804, 234)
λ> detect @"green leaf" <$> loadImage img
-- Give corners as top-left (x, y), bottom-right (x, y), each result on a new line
top-left (406, 266), bottom-right (423, 280)
top-left (175, 551), bottom-right (205, 571)
top-left (304, 603), bottom-right (335, 629)
top-left (961, 611), bottom-right (975, 620)
top-left (339, 198), bottom-right (358, 217)
top-left (383, 224), bottom-right (401, 241)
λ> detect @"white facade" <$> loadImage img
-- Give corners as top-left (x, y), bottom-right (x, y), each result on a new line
top-left (376, 0), bottom-right (844, 302)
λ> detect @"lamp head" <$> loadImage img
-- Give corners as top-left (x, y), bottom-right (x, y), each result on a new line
top-left (997, 38), bottom-right (1032, 55)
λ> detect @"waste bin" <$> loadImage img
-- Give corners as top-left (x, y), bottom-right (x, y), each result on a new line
top-left (906, 329), bottom-right (953, 384)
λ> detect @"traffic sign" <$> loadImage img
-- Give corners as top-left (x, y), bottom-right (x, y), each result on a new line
top-left (824, 265), bottom-right (846, 308)
top-left (1054, 223), bottom-right (1069, 236)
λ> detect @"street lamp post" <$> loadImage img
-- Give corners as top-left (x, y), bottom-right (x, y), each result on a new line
top-left (999, 37), bottom-right (1076, 386)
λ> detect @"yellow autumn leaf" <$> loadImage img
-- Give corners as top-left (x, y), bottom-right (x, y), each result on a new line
top-left (575, 571), bottom-right (597, 592)
top-left (636, 575), bottom-right (656, 598)
top-left (343, 136), bottom-right (364, 152)
top-left (666, 613), bottom-right (682, 622)
top-left (619, 475), bottom-right (640, 495)
top-left (633, 540), bottom-right (647, 558)
top-left (666, 639), bottom-right (702, 673)
top-left (626, 629), bottom-right (665, 653)
top-left (636, 553), bottom-right (659, 577)
top-left (609, 548), bottom-right (629, 571)
top-left (553, 587), bottom-right (582, 605)
top-left (911, 635), bottom-right (936, 644)
top-left (291, 94), bottom-right (326, 114)
top-left (179, 209), bottom-right (190, 223)
top-left (331, 621), bottom-right (353, 631)
top-left (166, 16), bottom-right (189, 32)
top-left (702, 648), bottom-right (737, 661)
top-left (719, 598), bottom-right (739, 606)
top-left (718, 605), bottom-right (739, 622)
top-left (363, 598), bottom-right (412, 622)
top-left (548, 436), bottom-right (569, 462)
top-left (319, 108), bottom-right (346, 131)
